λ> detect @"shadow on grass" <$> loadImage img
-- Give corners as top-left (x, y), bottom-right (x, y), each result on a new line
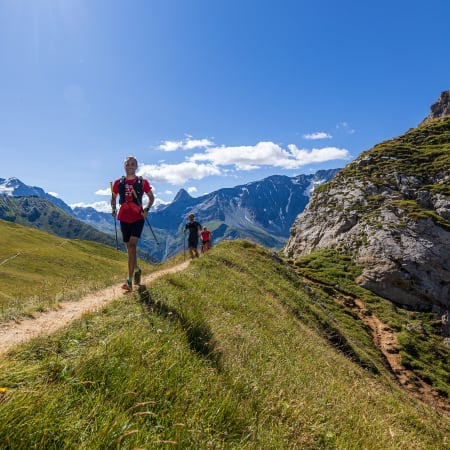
top-left (137, 285), bottom-right (222, 371)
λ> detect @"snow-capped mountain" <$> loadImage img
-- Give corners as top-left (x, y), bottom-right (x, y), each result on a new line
top-left (0, 177), bottom-right (72, 214)
top-left (1, 169), bottom-right (340, 261)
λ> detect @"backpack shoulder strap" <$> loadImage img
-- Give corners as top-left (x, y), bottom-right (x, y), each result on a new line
top-left (118, 176), bottom-right (126, 204)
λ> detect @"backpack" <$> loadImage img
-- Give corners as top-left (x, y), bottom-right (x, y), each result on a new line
top-left (118, 176), bottom-right (143, 205)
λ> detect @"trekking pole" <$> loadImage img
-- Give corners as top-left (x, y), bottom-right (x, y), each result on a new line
top-left (132, 188), bottom-right (160, 245)
top-left (109, 181), bottom-right (119, 250)
top-left (183, 232), bottom-right (186, 261)
top-left (145, 216), bottom-right (159, 245)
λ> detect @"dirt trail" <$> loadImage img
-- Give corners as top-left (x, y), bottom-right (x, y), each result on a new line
top-left (343, 296), bottom-right (450, 417)
top-left (0, 261), bottom-right (190, 356)
top-left (2, 259), bottom-right (449, 418)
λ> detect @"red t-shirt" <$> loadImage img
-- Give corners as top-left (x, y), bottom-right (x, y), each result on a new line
top-left (201, 230), bottom-right (211, 242)
top-left (113, 177), bottom-right (151, 223)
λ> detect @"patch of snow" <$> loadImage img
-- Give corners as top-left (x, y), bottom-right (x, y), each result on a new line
top-left (0, 185), bottom-right (14, 196)
top-left (303, 178), bottom-right (327, 197)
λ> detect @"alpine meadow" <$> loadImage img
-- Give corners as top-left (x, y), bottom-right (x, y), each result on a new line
top-left (0, 220), bottom-right (449, 449)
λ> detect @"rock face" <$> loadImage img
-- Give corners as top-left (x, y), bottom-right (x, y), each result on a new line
top-left (284, 108), bottom-right (450, 311)
top-left (420, 90), bottom-right (450, 125)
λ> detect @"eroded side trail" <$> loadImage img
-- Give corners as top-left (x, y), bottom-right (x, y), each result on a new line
top-left (342, 296), bottom-right (450, 418)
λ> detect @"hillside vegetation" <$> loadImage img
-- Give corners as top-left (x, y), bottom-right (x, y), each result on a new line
top-left (1, 236), bottom-right (449, 449)
top-left (342, 117), bottom-right (450, 187)
top-left (0, 197), bottom-right (120, 246)
top-left (0, 219), bottom-right (159, 322)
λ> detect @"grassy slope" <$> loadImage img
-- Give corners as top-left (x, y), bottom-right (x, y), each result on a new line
top-left (0, 239), bottom-right (449, 449)
top-left (0, 196), bottom-right (119, 247)
top-left (0, 219), bottom-right (160, 321)
top-left (293, 248), bottom-right (450, 398)
top-left (342, 117), bottom-right (450, 194)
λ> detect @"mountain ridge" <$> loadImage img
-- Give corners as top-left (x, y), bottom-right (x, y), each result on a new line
top-left (1, 170), bottom-right (339, 261)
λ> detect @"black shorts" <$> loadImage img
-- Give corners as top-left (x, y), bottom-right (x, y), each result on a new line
top-left (120, 220), bottom-right (145, 243)
top-left (188, 235), bottom-right (199, 248)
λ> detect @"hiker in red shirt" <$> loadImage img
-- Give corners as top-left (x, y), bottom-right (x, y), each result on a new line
top-left (111, 156), bottom-right (154, 291)
top-left (200, 226), bottom-right (212, 253)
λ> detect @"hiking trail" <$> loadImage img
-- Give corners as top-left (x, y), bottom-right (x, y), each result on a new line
top-left (338, 295), bottom-right (450, 418)
top-left (0, 261), bottom-right (190, 356)
top-left (1, 258), bottom-right (449, 418)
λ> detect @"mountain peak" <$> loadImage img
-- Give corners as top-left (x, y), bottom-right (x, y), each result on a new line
top-left (172, 188), bottom-right (192, 203)
top-left (420, 90), bottom-right (450, 125)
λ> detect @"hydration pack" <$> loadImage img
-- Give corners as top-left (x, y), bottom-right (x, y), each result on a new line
top-left (118, 176), bottom-right (143, 205)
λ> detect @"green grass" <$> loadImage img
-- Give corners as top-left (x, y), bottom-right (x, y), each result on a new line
top-left (0, 219), bottom-right (159, 321)
top-left (336, 117), bottom-right (450, 198)
top-left (294, 248), bottom-right (450, 398)
top-left (1, 239), bottom-right (449, 449)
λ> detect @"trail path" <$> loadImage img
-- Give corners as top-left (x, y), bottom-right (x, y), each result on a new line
top-left (0, 261), bottom-right (190, 356)
top-left (2, 259), bottom-right (449, 418)
top-left (339, 295), bottom-right (450, 417)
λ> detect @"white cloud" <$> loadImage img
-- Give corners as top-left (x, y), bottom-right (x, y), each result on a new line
top-left (138, 162), bottom-right (221, 185)
top-left (187, 186), bottom-right (198, 194)
top-left (113, 137), bottom-right (351, 188)
top-left (48, 191), bottom-right (59, 197)
top-left (158, 140), bottom-right (184, 151)
top-left (336, 122), bottom-right (355, 134)
top-left (70, 198), bottom-right (169, 213)
top-left (96, 187), bottom-right (112, 196)
top-left (302, 132), bottom-right (332, 140)
top-left (158, 137), bottom-right (214, 151)
top-left (287, 145), bottom-right (350, 167)
top-left (184, 139), bottom-right (214, 149)
top-left (190, 141), bottom-right (350, 171)
top-left (189, 142), bottom-right (287, 170)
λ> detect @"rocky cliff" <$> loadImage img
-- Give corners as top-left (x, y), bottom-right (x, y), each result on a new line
top-left (284, 93), bottom-right (450, 311)
top-left (420, 90), bottom-right (450, 125)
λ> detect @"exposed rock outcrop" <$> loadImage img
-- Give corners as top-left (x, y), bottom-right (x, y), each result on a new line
top-left (285, 105), bottom-right (450, 311)
top-left (420, 90), bottom-right (450, 125)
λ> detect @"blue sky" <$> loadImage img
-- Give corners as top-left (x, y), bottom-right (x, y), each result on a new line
top-left (1, 0), bottom-right (449, 211)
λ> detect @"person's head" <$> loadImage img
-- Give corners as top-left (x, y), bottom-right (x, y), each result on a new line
top-left (124, 156), bottom-right (138, 173)
top-left (189, 213), bottom-right (194, 221)
top-left (203, 226), bottom-right (207, 230)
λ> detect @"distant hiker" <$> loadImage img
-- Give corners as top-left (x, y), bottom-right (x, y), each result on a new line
top-left (200, 226), bottom-right (212, 253)
top-left (111, 156), bottom-right (154, 291)
top-left (184, 213), bottom-right (201, 259)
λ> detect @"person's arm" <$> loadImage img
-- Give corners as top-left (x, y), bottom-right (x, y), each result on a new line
top-left (142, 190), bottom-right (155, 216)
top-left (111, 181), bottom-right (118, 217)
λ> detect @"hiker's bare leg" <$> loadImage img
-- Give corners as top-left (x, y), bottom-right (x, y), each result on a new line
top-left (126, 236), bottom-right (139, 279)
